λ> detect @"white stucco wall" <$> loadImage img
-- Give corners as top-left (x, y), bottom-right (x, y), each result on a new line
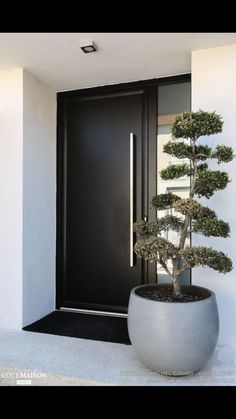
top-left (0, 69), bottom-right (23, 329)
top-left (192, 45), bottom-right (236, 344)
top-left (0, 68), bottom-right (56, 330)
top-left (22, 71), bottom-right (56, 327)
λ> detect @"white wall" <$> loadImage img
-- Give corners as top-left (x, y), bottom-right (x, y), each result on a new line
top-left (0, 68), bottom-right (56, 330)
top-left (192, 45), bottom-right (236, 344)
top-left (22, 71), bottom-right (56, 327)
top-left (0, 69), bottom-right (23, 329)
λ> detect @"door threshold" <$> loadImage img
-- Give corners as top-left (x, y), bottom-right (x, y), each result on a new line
top-left (59, 307), bottom-right (128, 318)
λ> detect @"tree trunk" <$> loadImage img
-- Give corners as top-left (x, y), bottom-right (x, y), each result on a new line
top-left (173, 276), bottom-right (182, 297)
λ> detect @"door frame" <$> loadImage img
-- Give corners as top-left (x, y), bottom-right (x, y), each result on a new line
top-left (56, 74), bottom-right (191, 309)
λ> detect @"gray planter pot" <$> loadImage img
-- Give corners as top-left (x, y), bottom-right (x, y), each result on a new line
top-left (127, 284), bottom-right (219, 376)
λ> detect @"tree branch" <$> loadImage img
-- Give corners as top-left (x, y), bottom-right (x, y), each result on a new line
top-left (178, 139), bottom-right (197, 252)
top-left (159, 257), bottom-right (173, 279)
top-left (195, 153), bottom-right (211, 159)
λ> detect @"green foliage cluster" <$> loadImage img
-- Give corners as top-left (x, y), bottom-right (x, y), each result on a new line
top-left (163, 142), bottom-right (213, 161)
top-left (192, 218), bottom-right (230, 238)
top-left (172, 110), bottom-right (223, 139)
top-left (163, 141), bottom-right (191, 159)
top-left (195, 145), bottom-right (212, 160)
top-left (133, 110), bottom-right (234, 293)
top-left (179, 247), bottom-right (232, 273)
top-left (173, 198), bottom-right (216, 219)
top-left (195, 170), bottom-right (230, 198)
top-left (134, 215), bottom-right (184, 238)
top-left (134, 237), bottom-right (178, 263)
top-left (163, 142), bottom-right (235, 164)
top-left (152, 193), bottom-right (181, 210)
top-left (212, 145), bottom-right (235, 164)
top-left (160, 163), bottom-right (190, 180)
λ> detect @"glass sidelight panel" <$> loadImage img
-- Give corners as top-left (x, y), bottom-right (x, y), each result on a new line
top-left (157, 82), bottom-right (191, 284)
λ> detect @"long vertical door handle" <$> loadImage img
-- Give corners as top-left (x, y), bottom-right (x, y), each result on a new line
top-left (130, 133), bottom-right (134, 267)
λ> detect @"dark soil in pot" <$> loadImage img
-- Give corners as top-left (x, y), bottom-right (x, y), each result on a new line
top-left (135, 284), bottom-right (211, 303)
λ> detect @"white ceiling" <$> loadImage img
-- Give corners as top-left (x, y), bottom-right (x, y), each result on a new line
top-left (0, 33), bottom-right (236, 92)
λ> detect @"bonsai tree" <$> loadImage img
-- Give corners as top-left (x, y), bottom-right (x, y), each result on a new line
top-left (134, 110), bottom-right (234, 298)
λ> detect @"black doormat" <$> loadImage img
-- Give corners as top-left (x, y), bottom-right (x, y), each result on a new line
top-left (23, 311), bottom-right (131, 345)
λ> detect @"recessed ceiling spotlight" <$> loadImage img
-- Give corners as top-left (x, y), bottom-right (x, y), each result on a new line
top-left (80, 40), bottom-right (97, 53)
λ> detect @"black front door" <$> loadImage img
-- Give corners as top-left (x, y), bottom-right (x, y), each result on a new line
top-left (57, 86), bottom-right (153, 313)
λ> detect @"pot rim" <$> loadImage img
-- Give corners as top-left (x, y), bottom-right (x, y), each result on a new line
top-left (130, 283), bottom-right (216, 304)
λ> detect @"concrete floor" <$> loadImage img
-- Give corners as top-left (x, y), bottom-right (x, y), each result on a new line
top-left (0, 329), bottom-right (235, 386)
